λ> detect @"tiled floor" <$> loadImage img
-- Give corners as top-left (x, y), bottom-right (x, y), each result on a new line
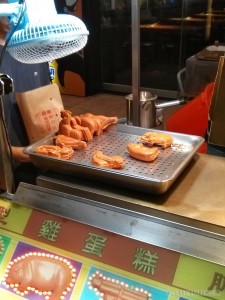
top-left (62, 92), bottom-right (127, 119)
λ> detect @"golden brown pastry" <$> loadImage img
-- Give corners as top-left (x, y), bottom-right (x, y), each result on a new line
top-left (69, 128), bottom-right (83, 141)
top-left (72, 124), bottom-right (93, 142)
top-left (58, 110), bottom-right (118, 142)
top-left (59, 146), bottom-right (75, 160)
top-left (82, 113), bottom-right (118, 130)
top-left (58, 111), bottom-right (73, 137)
top-left (92, 150), bottom-right (125, 169)
top-left (54, 135), bottom-right (87, 150)
top-left (127, 143), bottom-right (160, 162)
top-left (100, 116), bottom-right (118, 130)
top-left (35, 145), bottom-right (74, 160)
top-left (75, 113), bottom-right (118, 136)
top-left (58, 110), bottom-right (93, 142)
top-left (35, 145), bottom-right (61, 158)
top-left (140, 132), bottom-right (173, 149)
top-left (77, 115), bottom-right (103, 136)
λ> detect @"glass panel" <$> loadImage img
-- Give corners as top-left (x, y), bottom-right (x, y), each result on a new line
top-left (100, 0), bottom-right (132, 85)
top-left (100, 0), bottom-right (225, 95)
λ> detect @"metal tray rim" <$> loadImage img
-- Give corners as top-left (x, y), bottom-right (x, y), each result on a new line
top-left (25, 125), bottom-right (204, 194)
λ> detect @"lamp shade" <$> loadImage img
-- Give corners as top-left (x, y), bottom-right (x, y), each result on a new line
top-left (0, 0), bottom-right (89, 63)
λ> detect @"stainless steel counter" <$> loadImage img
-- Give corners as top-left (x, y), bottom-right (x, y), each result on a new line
top-left (37, 153), bottom-right (225, 228)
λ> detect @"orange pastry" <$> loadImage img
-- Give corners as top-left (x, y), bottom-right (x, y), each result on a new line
top-left (92, 150), bottom-right (125, 169)
top-left (35, 145), bottom-right (74, 160)
top-left (54, 135), bottom-right (87, 150)
top-left (140, 132), bottom-right (173, 149)
top-left (127, 143), bottom-right (160, 162)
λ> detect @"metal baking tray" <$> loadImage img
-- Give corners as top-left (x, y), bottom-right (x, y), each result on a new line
top-left (24, 124), bottom-right (204, 194)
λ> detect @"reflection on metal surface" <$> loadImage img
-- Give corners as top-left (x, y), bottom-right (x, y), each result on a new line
top-left (13, 182), bottom-right (225, 267)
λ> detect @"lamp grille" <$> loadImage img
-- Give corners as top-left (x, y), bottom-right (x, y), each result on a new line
top-left (7, 15), bottom-right (89, 64)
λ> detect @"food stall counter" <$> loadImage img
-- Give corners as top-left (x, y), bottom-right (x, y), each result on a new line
top-left (0, 153), bottom-right (225, 299)
top-left (36, 153), bottom-right (225, 228)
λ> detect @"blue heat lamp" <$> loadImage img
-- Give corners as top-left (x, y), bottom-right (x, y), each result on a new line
top-left (0, 0), bottom-right (89, 64)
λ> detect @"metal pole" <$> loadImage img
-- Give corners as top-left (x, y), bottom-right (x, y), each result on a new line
top-left (0, 75), bottom-right (15, 194)
top-left (131, 0), bottom-right (140, 127)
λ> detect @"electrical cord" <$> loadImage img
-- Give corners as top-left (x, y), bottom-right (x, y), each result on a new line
top-left (0, 0), bottom-right (26, 67)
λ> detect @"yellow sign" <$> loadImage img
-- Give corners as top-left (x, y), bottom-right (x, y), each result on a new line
top-left (0, 198), bottom-right (32, 234)
top-left (173, 254), bottom-right (225, 299)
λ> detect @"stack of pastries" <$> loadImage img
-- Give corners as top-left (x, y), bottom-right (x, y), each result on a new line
top-left (57, 110), bottom-right (118, 143)
top-left (35, 110), bottom-right (118, 160)
top-left (35, 109), bottom-right (174, 166)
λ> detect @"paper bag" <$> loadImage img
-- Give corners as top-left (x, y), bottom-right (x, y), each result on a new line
top-left (16, 83), bottom-right (64, 144)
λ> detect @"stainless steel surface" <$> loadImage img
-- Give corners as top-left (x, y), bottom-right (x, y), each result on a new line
top-left (126, 92), bottom-right (185, 128)
top-left (155, 99), bottom-right (185, 109)
top-left (13, 182), bottom-right (225, 266)
top-left (25, 124), bottom-right (204, 194)
top-left (131, 0), bottom-right (140, 127)
top-left (37, 153), bottom-right (225, 228)
top-left (0, 191), bottom-right (13, 199)
top-left (125, 91), bottom-right (157, 127)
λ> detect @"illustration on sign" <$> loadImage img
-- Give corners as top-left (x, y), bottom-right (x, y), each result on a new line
top-left (80, 266), bottom-right (169, 300)
top-left (0, 241), bottom-right (82, 300)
